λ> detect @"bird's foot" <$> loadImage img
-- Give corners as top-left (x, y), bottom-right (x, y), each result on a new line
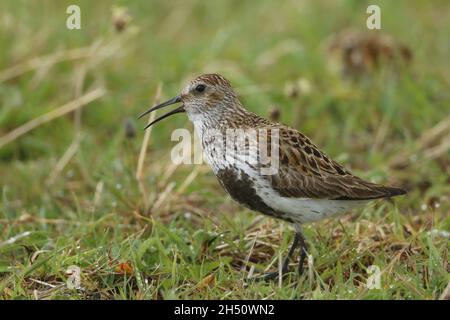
top-left (250, 269), bottom-right (289, 282)
top-left (247, 226), bottom-right (309, 283)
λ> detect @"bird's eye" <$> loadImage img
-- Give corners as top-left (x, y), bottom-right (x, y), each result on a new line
top-left (195, 84), bottom-right (206, 93)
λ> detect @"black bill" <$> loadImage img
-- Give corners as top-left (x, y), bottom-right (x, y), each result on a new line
top-left (138, 95), bottom-right (184, 129)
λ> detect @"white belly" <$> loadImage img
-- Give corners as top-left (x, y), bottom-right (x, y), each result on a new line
top-left (255, 186), bottom-right (367, 223)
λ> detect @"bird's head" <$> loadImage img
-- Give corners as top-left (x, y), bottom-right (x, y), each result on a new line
top-left (139, 74), bottom-right (240, 128)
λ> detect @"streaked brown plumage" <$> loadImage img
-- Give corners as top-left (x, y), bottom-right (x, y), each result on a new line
top-left (139, 73), bottom-right (406, 280)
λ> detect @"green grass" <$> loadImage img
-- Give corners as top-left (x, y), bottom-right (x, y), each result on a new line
top-left (0, 0), bottom-right (449, 299)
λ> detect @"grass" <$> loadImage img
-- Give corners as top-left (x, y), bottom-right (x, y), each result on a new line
top-left (0, 0), bottom-right (449, 299)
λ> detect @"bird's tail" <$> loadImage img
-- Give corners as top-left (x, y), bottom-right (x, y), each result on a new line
top-left (379, 185), bottom-right (407, 198)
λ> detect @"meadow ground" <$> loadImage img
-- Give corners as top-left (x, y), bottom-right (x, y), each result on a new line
top-left (0, 1), bottom-right (449, 299)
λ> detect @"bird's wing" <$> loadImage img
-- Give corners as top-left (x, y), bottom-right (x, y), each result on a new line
top-left (259, 127), bottom-right (405, 200)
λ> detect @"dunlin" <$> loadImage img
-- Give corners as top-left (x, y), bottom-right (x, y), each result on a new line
top-left (139, 74), bottom-right (406, 280)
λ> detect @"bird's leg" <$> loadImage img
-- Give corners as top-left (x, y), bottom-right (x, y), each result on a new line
top-left (294, 223), bottom-right (310, 275)
top-left (283, 232), bottom-right (300, 271)
top-left (254, 230), bottom-right (301, 281)
top-left (251, 224), bottom-right (310, 282)
top-left (297, 231), bottom-right (308, 275)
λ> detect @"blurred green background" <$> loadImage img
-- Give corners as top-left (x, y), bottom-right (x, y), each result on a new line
top-left (0, 0), bottom-right (448, 299)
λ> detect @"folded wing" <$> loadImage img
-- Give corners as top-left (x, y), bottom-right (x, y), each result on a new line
top-left (261, 127), bottom-right (406, 200)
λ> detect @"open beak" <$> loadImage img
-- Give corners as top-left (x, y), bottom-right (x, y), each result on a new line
top-left (138, 95), bottom-right (184, 129)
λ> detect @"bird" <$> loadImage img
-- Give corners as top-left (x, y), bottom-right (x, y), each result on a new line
top-left (138, 73), bottom-right (406, 280)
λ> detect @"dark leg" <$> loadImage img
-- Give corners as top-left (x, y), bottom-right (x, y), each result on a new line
top-left (253, 224), bottom-right (310, 281)
top-left (259, 232), bottom-right (301, 281)
top-left (297, 231), bottom-right (308, 275)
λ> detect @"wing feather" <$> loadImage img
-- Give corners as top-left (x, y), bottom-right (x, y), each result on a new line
top-left (257, 127), bottom-right (405, 200)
